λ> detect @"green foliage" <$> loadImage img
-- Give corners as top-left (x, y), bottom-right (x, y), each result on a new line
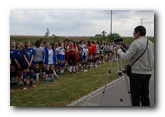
top-left (101, 30), bottom-right (107, 39)
top-left (10, 35), bottom-right (154, 46)
top-left (108, 33), bottom-right (121, 41)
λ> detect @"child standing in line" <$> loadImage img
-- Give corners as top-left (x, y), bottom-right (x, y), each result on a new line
top-left (13, 42), bottom-right (24, 85)
top-left (10, 41), bottom-right (17, 83)
top-left (10, 41), bottom-right (17, 93)
top-left (58, 42), bottom-right (65, 74)
top-left (43, 43), bottom-right (57, 84)
top-left (87, 41), bottom-right (93, 69)
top-left (68, 42), bottom-right (78, 73)
top-left (22, 41), bottom-right (36, 90)
top-left (33, 40), bottom-right (44, 83)
top-left (82, 44), bottom-right (88, 71)
top-left (92, 41), bottom-right (98, 68)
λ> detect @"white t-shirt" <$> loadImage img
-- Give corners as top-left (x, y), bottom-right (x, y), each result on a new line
top-left (55, 47), bottom-right (60, 55)
top-left (48, 49), bottom-right (53, 64)
top-left (82, 48), bottom-right (88, 56)
top-left (109, 44), bottom-right (114, 51)
top-left (58, 47), bottom-right (65, 55)
top-left (96, 44), bottom-right (100, 53)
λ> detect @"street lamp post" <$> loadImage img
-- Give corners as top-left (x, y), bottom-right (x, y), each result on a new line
top-left (140, 18), bottom-right (145, 26)
top-left (110, 10), bottom-right (112, 35)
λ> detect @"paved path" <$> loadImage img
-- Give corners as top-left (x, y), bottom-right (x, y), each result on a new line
top-left (68, 71), bottom-right (154, 106)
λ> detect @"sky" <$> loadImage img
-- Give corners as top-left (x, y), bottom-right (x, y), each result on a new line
top-left (10, 10), bottom-right (154, 37)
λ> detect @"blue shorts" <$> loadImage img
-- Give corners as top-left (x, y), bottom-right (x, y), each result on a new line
top-left (57, 54), bottom-right (60, 60)
top-left (59, 54), bottom-right (65, 61)
top-left (83, 55), bottom-right (88, 60)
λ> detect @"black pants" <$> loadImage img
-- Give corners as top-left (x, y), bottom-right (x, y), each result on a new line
top-left (129, 73), bottom-right (151, 106)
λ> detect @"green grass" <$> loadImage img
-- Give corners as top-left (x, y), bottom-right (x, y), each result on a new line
top-left (10, 35), bottom-right (154, 106)
top-left (10, 61), bottom-right (125, 106)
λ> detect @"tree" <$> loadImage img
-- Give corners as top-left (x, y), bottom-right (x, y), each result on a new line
top-left (52, 34), bottom-right (55, 37)
top-left (101, 30), bottom-right (107, 39)
top-left (108, 33), bottom-right (121, 41)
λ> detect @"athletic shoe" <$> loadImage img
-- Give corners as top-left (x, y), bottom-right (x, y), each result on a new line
top-left (44, 80), bottom-right (48, 84)
top-left (32, 85), bottom-right (36, 88)
top-left (51, 78), bottom-right (55, 82)
top-left (55, 76), bottom-right (59, 79)
top-left (10, 89), bottom-right (14, 93)
top-left (23, 87), bottom-right (27, 90)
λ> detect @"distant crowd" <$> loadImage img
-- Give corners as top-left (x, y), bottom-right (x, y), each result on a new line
top-left (10, 39), bottom-right (129, 92)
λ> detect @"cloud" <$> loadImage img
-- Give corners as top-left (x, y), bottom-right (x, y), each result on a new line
top-left (10, 10), bottom-right (154, 36)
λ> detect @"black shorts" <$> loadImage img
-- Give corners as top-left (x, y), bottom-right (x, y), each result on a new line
top-left (15, 66), bottom-right (23, 71)
top-left (34, 61), bottom-right (43, 64)
top-left (22, 65), bottom-right (34, 70)
top-left (105, 51), bottom-right (109, 54)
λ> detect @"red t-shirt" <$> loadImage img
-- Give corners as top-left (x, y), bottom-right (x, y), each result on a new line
top-left (92, 44), bottom-right (96, 53)
top-left (69, 46), bottom-right (77, 55)
top-left (88, 45), bottom-right (93, 55)
top-left (76, 44), bottom-right (80, 53)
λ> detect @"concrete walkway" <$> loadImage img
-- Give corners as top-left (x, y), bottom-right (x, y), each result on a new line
top-left (68, 71), bottom-right (154, 106)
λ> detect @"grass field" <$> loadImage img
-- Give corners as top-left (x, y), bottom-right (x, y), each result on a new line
top-left (10, 35), bottom-right (154, 106)
top-left (10, 61), bottom-right (125, 106)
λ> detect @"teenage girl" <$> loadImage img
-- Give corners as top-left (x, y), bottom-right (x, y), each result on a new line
top-left (22, 41), bottom-right (36, 90)
top-left (10, 41), bottom-right (16, 93)
top-left (82, 44), bottom-right (88, 70)
top-left (87, 41), bottom-right (93, 68)
top-left (92, 41), bottom-right (97, 68)
top-left (68, 41), bottom-right (78, 73)
top-left (43, 43), bottom-right (57, 84)
top-left (33, 40), bottom-right (44, 82)
top-left (58, 42), bottom-right (65, 74)
top-left (10, 41), bottom-right (17, 82)
top-left (13, 42), bottom-right (24, 85)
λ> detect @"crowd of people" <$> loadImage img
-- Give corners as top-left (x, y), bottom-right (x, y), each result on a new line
top-left (10, 39), bottom-right (128, 92)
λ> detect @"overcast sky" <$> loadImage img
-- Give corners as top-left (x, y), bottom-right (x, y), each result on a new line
top-left (10, 10), bottom-right (154, 37)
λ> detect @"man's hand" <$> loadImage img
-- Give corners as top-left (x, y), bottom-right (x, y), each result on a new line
top-left (115, 44), bottom-right (121, 50)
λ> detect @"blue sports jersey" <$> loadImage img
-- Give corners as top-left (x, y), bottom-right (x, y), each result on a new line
top-left (13, 49), bottom-right (24, 65)
top-left (10, 48), bottom-right (16, 65)
top-left (43, 48), bottom-right (57, 65)
top-left (43, 47), bottom-right (48, 64)
top-left (22, 48), bottom-right (35, 66)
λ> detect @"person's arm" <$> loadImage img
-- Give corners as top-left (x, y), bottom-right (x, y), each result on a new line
top-left (14, 59), bottom-right (21, 69)
top-left (29, 49), bottom-right (35, 65)
top-left (75, 47), bottom-right (78, 53)
top-left (117, 41), bottom-right (138, 60)
top-left (29, 55), bottom-right (34, 65)
top-left (23, 54), bottom-right (30, 66)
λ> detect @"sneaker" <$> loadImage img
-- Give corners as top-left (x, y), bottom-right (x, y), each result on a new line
top-left (45, 80), bottom-right (48, 84)
top-left (56, 76), bottom-right (59, 79)
top-left (51, 78), bottom-right (55, 82)
top-left (32, 85), bottom-right (36, 88)
top-left (23, 87), bottom-right (27, 90)
top-left (10, 89), bottom-right (14, 93)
